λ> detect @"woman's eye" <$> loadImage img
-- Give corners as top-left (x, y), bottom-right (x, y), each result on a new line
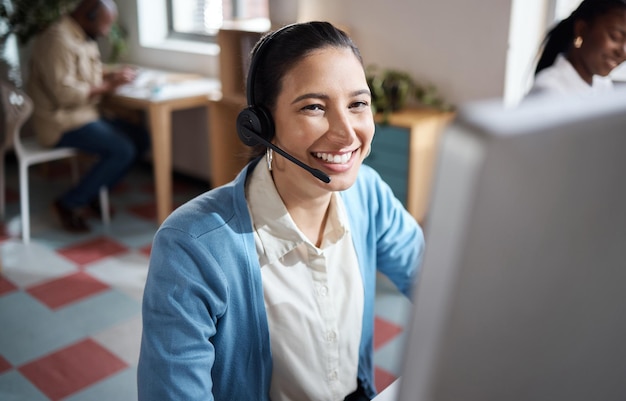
top-left (351, 100), bottom-right (370, 109)
top-left (608, 29), bottom-right (625, 42)
top-left (302, 104), bottom-right (324, 112)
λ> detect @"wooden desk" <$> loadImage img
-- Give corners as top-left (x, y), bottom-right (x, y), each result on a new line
top-left (104, 69), bottom-right (221, 224)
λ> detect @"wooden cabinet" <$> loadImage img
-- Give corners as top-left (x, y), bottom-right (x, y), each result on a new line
top-left (365, 108), bottom-right (454, 224)
top-left (216, 19), bottom-right (270, 102)
top-left (208, 20), bottom-right (270, 187)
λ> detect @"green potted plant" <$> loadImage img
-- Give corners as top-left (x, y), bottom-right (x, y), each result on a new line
top-left (0, 0), bottom-right (80, 46)
top-left (0, 0), bottom-right (128, 84)
top-left (366, 65), bottom-right (453, 123)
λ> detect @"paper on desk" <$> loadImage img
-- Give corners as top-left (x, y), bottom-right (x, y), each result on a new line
top-left (115, 69), bottom-right (221, 100)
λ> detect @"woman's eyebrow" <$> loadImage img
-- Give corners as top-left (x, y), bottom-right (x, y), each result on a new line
top-left (291, 92), bottom-right (329, 104)
top-left (352, 89), bottom-right (372, 97)
top-left (291, 89), bottom-right (371, 104)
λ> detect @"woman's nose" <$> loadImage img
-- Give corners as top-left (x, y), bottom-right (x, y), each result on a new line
top-left (327, 110), bottom-right (356, 142)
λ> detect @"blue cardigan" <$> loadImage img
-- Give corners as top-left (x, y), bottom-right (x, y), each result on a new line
top-left (138, 161), bottom-right (425, 400)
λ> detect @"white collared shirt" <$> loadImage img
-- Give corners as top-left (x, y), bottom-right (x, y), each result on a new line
top-left (246, 161), bottom-right (364, 401)
top-left (528, 53), bottom-right (614, 97)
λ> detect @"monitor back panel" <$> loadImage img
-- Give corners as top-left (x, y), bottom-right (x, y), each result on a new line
top-left (399, 90), bottom-right (626, 401)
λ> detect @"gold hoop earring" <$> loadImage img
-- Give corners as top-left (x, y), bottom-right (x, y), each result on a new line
top-left (265, 148), bottom-right (273, 171)
top-left (574, 36), bottom-right (583, 49)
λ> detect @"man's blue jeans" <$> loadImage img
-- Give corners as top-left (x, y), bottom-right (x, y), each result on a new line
top-left (55, 118), bottom-right (150, 209)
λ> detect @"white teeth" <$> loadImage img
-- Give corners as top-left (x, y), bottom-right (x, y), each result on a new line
top-left (314, 152), bottom-right (352, 164)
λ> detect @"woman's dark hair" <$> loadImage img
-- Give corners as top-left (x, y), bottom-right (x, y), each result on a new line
top-left (535, 0), bottom-right (626, 74)
top-left (249, 21), bottom-right (362, 119)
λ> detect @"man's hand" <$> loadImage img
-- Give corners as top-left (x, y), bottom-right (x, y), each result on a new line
top-left (91, 66), bottom-right (137, 98)
top-left (105, 66), bottom-right (137, 88)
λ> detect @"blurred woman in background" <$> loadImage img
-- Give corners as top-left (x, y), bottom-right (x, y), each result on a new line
top-left (528, 0), bottom-right (626, 95)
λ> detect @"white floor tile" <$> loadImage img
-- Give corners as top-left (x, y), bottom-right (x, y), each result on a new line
top-left (85, 251), bottom-right (150, 301)
top-left (92, 315), bottom-right (143, 367)
top-left (0, 239), bottom-right (79, 288)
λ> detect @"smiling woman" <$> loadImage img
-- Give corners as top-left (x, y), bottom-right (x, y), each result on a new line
top-left (528, 0), bottom-right (626, 96)
top-left (138, 21), bottom-right (425, 401)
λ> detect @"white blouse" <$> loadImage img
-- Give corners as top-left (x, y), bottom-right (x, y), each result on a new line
top-left (528, 54), bottom-right (614, 97)
top-left (246, 161), bottom-right (364, 401)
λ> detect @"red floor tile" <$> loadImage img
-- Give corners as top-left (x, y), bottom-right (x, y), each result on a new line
top-left (57, 236), bottom-right (128, 266)
top-left (128, 200), bottom-right (185, 221)
top-left (375, 366), bottom-right (397, 393)
top-left (0, 223), bottom-right (9, 241)
top-left (128, 201), bottom-right (156, 220)
top-left (139, 243), bottom-right (151, 257)
top-left (19, 338), bottom-right (128, 401)
top-left (0, 354), bottom-right (12, 374)
top-left (0, 275), bottom-right (18, 296)
top-left (26, 271), bottom-right (110, 310)
top-left (373, 316), bottom-right (403, 350)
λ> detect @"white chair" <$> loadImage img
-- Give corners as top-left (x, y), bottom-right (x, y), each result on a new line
top-left (0, 79), bottom-right (110, 244)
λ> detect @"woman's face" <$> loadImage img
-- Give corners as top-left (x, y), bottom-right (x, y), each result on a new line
top-left (271, 47), bottom-right (375, 195)
top-left (575, 9), bottom-right (626, 79)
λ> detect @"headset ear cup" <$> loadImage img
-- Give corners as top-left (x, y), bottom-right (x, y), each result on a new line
top-left (236, 106), bottom-right (274, 147)
top-left (256, 105), bottom-right (275, 139)
top-left (236, 107), bottom-right (262, 146)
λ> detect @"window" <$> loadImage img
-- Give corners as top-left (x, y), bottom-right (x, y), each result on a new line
top-left (505, 0), bottom-right (583, 105)
top-left (168, 0), bottom-right (268, 39)
top-left (553, 0), bottom-right (582, 21)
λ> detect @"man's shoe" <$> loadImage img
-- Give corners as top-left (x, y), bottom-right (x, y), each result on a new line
top-left (53, 200), bottom-right (90, 233)
top-left (88, 199), bottom-right (115, 220)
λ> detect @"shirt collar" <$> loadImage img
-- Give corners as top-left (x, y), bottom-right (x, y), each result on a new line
top-left (555, 53), bottom-right (613, 90)
top-left (246, 161), bottom-right (349, 265)
top-left (62, 15), bottom-right (90, 42)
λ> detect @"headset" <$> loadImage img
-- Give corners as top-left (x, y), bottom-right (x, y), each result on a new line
top-left (235, 24), bottom-right (331, 183)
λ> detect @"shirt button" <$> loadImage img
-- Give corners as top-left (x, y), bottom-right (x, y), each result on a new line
top-left (328, 370), bottom-right (338, 381)
top-left (318, 285), bottom-right (328, 297)
top-left (326, 331), bottom-right (337, 342)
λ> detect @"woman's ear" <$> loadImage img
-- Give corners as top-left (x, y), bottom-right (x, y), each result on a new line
top-left (573, 18), bottom-right (588, 41)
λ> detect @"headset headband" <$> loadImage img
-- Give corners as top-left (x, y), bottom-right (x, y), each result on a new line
top-left (245, 24), bottom-right (296, 107)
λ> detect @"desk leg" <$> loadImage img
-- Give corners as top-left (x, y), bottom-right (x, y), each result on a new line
top-left (148, 104), bottom-right (173, 225)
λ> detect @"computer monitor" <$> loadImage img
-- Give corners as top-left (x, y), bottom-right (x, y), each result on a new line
top-left (397, 89), bottom-right (626, 401)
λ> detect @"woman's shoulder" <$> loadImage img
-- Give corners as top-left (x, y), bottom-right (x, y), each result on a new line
top-left (159, 167), bottom-right (253, 239)
top-left (529, 54), bottom-right (600, 96)
top-left (531, 63), bottom-right (571, 94)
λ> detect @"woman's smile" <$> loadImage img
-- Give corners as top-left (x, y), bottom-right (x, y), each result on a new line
top-left (313, 150), bottom-right (355, 164)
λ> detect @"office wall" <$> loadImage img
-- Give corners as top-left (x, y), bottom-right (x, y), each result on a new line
top-left (119, 0), bottom-right (516, 103)
top-left (298, 0), bottom-right (512, 104)
top-left (115, 0), bottom-right (519, 180)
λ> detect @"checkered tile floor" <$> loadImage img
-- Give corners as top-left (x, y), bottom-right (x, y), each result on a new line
top-left (0, 157), bottom-right (410, 400)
